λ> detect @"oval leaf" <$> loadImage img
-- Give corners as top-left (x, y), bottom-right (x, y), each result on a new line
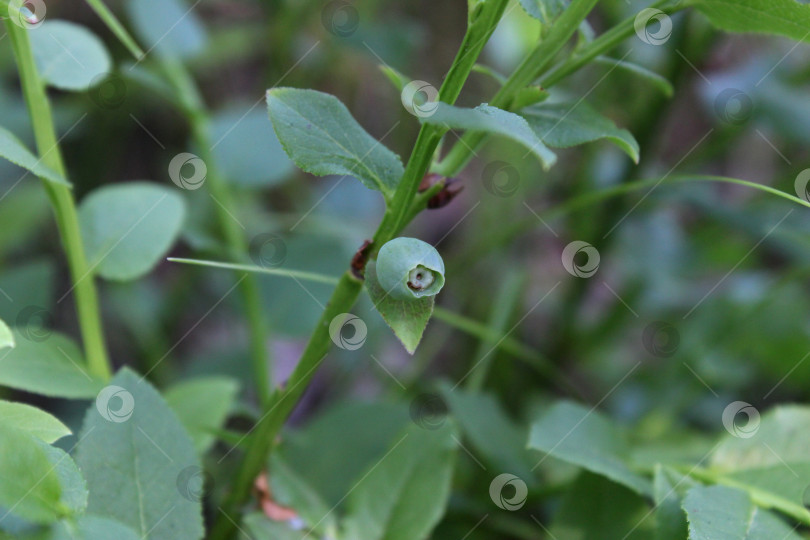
top-left (267, 88), bottom-right (405, 197)
top-left (30, 21), bottom-right (112, 91)
top-left (75, 368), bottom-right (204, 540)
top-left (79, 182), bottom-right (186, 281)
top-left (0, 401), bottom-right (71, 444)
top-left (126, 0), bottom-right (207, 59)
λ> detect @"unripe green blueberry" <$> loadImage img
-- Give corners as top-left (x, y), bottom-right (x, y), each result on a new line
top-left (376, 237), bottom-right (445, 300)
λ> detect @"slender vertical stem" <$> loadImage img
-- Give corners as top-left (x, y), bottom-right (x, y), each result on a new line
top-left (5, 20), bottom-right (111, 379)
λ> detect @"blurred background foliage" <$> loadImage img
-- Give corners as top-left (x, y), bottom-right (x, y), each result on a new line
top-left (2, 0), bottom-right (810, 538)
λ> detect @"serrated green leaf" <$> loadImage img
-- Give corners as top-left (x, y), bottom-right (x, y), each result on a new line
top-left (594, 56), bottom-right (674, 97)
top-left (127, 0), bottom-right (207, 59)
top-left (341, 421), bottom-right (458, 540)
top-left (653, 465), bottom-right (695, 540)
top-left (48, 515), bottom-right (140, 540)
top-left (0, 401), bottom-right (71, 444)
top-left (518, 0), bottom-right (566, 24)
top-left (30, 21), bottom-right (111, 91)
top-left (421, 103), bottom-right (557, 170)
top-left (164, 376), bottom-right (239, 455)
top-left (266, 88), bottom-right (404, 197)
top-left (528, 401), bottom-right (652, 496)
top-left (687, 0), bottom-right (810, 42)
top-left (0, 427), bottom-right (64, 524)
top-left (0, 331), bottom-right (105, 399)
top-left (522, 101), bottom-right (640, 162)
top-left (79, 182), bottom-right (186, 281)
top-left (210, 104), bottom-right (295, 188)
top-left (0, 126), bottom-right (70, 187)
top-left (0, 320), bottom-right (13, 350)
top-left (75, 368), bottom-right (204, 540)
top-left (39, 443), bottom-right (88, 520)
top-left (550, 472), bottom-right (655, 540)
top-left (365, 261), bottom-right (434, 354)
top-left (682, 485), bottom-right (802, 540)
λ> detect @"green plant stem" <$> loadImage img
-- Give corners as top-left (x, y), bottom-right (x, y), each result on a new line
top-left (5, 20), bottom-right (111, 380)
top-left (83, 0), bottom-right (145, 60)
top-left (210, 2), bottom-right (509, 537)
top-left (434, 0), bottom-right (680, 178)
top-left (159, 59), bottom-right (272, 404)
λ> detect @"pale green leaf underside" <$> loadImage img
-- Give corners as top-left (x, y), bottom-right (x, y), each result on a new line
top-left (75, 368), bottom-right (204, 540)
top-left (341, 422), bottom-right (457, 540)
top-left (0, 126), bottom-right (70, 186)
top-left (30, 20), bottom-right (112, 91)
top-left (682, 485), bottom-right (802, 540)
top-left (0, 319), bottom-right (13, 350)
top-left (528, 401), bottom-right (652, 496)
top-left (422, 103), bottom-right (557, 170)
top-left (688, 0), bottom-right (810, 42)
top-left (521, 101), bottom-right (640, 162)
top-left (165, 376), bottom-right (239, 455)
top-left (0, 400), bottom-right (71, 444)
top-left (79, 182), bottom-right (186, 281)
top-left (0, 331), bottom-right (105, 399)
top-left (365, 261), bottom-right (434, 354)
top-left (518, 0), bottom-right (566, 24)
top-left (267, 88), bottom-right (404, 197)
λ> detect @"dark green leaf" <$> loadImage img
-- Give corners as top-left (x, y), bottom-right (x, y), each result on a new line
top-left (421, 103), bottom-right (557, 170)
top-left (266, 88), bottom-right (404, 197)
top-left (528, 401), bottom-right (652, 495)
top-left (522, 101), bottom-right (640, 162)
top-left (653, 465), bottom-right (694, 540)
top-left (687, 0), bottom-right (810, 42)
top-left (164, 376), bottom-right (239, 455)
top-left (75, 368), bottom-right (204, 540)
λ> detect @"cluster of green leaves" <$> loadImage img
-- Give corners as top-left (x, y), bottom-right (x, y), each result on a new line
top-left (1, 0), bottom-right (810, 539)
